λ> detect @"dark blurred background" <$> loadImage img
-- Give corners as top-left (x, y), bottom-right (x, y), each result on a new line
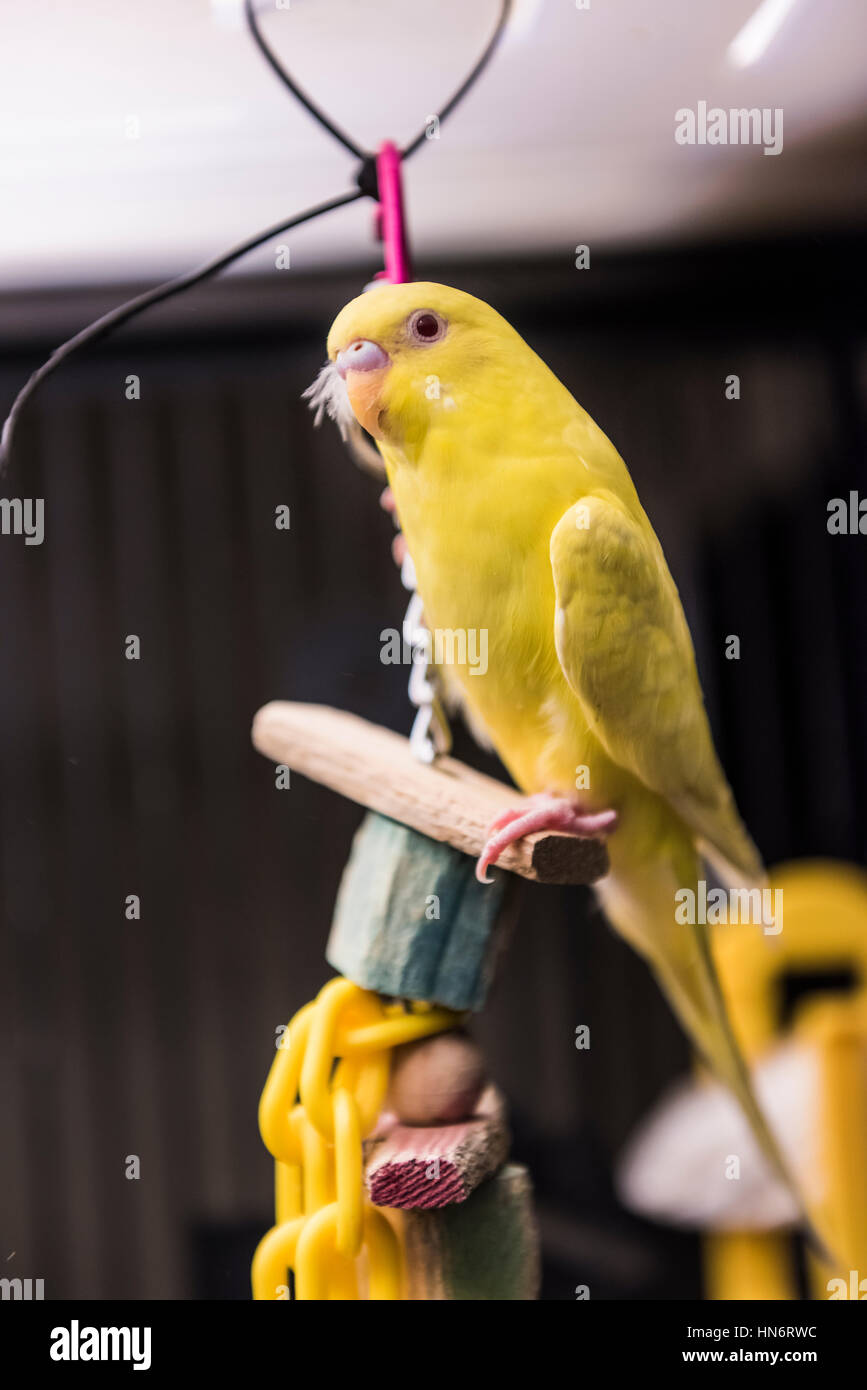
top-left (0, 1), bottom-right (866, 1301)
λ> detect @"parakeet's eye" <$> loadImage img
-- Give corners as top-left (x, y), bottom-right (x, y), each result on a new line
top-left (408, 310), bottom-right (447, 344)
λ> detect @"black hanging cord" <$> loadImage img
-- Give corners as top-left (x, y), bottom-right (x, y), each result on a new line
top-left (0, 0), bottom-right (512, 474)
top-left (244, 0), bottom-right (512, 163)
top-left (244, 0), bottom-right (366, 161)
top-left (401, 2), bottom-right (513, 158)
top-left (0, 189), bottom-right (363, 472)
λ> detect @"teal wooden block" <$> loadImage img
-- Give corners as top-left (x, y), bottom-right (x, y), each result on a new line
top-left (326, 811), bottom-right (511, 1011)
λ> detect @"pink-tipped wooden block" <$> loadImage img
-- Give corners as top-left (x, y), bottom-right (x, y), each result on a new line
top-left (365, 1085), bottom-right (508, 1210)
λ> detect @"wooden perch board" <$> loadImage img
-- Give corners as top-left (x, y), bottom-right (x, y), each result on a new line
top-left (251, 701), bottom-right (609, 886)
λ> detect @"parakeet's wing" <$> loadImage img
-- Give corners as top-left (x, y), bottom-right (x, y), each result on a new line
top-left (550, 492), bottom-right (762, 884)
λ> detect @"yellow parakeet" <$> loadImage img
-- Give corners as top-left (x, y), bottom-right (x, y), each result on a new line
top-left (307, 280), bottom-right (820, 1243)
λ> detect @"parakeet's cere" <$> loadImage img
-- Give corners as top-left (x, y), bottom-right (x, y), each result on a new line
top-left (310, 279), bottom-right (821, 1243)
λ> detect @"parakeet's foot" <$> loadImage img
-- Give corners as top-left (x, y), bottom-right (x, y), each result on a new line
top-left (476, 794), bottom-right (618, 884)
top-left (380, 485), bottom-right (408, 565)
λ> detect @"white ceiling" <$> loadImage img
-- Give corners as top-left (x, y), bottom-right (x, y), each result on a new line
top-left (1, 0), bottom-right (865, 289)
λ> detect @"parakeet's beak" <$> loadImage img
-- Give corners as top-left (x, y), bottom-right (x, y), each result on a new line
top-left (335, 339), bottom-right (390, 377)
top-left (334, 339), bottom-right (391, 439)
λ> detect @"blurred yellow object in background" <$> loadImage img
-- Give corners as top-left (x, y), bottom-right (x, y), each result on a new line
top-left (709, 861), bottom-right (867, 1300)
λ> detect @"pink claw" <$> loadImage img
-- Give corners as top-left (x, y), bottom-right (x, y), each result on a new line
top-left (476, 793), bottom-right (618, 884)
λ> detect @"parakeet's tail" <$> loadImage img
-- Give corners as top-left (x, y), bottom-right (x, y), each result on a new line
top-left (597, 816), bottom-right (839, 1269)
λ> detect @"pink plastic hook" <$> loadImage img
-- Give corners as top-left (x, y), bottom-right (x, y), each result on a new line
top-left (374, 141), bottom-right (412, 285)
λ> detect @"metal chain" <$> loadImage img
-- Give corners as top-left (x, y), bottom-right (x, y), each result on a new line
top-left (399, 551), bottom-right (452, 763)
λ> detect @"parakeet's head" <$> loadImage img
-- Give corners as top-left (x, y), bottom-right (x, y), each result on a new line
top-left (305, 281), bottom-right (524, 451)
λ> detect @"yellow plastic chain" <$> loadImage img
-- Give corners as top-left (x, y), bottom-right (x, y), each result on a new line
top-left (252, 976), bottom-right (461, 1300)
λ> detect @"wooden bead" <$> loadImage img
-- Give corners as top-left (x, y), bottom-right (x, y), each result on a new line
top-left (387, 1032), bottom-right (486, 1125)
